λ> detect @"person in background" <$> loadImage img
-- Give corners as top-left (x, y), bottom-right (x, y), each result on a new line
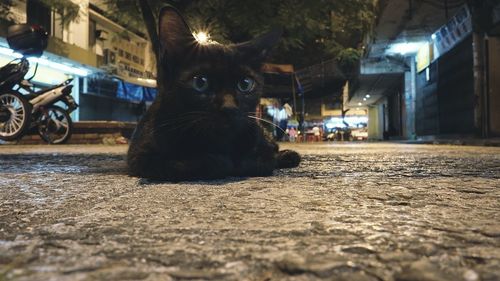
top-left (312, 126), bottom-right (321, 142)
top-left (267, 102), bottom-right (293, 141)
top-left (288, 127), bottom-right (297, 142)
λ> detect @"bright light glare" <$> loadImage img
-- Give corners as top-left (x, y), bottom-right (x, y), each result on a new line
top-left (0, 47), bottom-right (22, 58)
top-left (325, 122), bottom-right (336, 129)
top-left (193, 31), bottom-right (210, 44)
top-left (0, 46), bottom-right (90, 76)
top-left (365, 94), bottom-right (371, 98)
top-left (325, 116), bottom-right (368, 129)
top-left (386, 41), bottom-right (427, 55)
top-left (30, 57), bottom-right (89, 76)
top-left (137, 77), bottom-right (157, 86)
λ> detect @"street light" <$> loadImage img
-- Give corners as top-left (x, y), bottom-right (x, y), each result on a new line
top-left (193, 31), bottom-right (218, 45)
top-left (194, 31), bottom-right (209, 43)
top-left (386, 41), bottom-right (427, 55)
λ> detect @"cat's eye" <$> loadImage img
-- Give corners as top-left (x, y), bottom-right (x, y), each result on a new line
top-left (237, 77), bottom-right (255, 93)
top-left (192, 75), bottom-right (209, 92)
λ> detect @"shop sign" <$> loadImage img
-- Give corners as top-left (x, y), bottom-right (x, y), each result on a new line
top-left (416, 43), bottom-right (433, 73)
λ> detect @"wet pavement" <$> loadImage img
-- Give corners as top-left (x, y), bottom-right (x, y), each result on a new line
top-left (0, 143), bottom-right (499, 281)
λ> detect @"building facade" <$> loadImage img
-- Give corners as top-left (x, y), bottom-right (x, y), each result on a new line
top-left (351, 0), bottom-right (500, 140)
top-left (0, 0), bottom-right (157, 122)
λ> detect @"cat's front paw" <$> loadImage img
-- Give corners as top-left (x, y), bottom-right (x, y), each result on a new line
top-left (277, 149), bottom-right (301, 168)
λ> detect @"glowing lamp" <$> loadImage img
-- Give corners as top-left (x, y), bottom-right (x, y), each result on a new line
top-left (193, 31), bottom-right (210, 44)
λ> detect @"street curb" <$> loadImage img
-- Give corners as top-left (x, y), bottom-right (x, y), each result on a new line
top-left (392, 139), bottom-right (500, 147)
top-left (1, 121), bottom-right (137, 145)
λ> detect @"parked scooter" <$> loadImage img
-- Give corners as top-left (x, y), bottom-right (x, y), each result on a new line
top-left (0, 24), bottom-right (78, 144)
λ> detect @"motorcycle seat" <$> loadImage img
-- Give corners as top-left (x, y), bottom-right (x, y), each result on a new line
top-left (24, 84), bottom-right (62, 100)
top-left (0, 63), bottom-right (19, 79)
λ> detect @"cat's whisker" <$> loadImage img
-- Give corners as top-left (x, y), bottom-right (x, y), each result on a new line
top-left (154, 114), bottom-right (211, 135)
top-left (153, 120), bottom-right (194, 133)
top-left (154, 112), bottom-right (210, 128)
top-left (152, 117), bottom-right (198, 134)
top-left (157, 117), bottom-right (198, 127)
top-left (247, 115), bottom-right (287, 134)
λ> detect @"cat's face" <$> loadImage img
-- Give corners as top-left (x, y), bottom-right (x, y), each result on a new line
top-left (158, 6), bottom-right (281, 118)
top-left (172, 44), bottom-right (264, 115)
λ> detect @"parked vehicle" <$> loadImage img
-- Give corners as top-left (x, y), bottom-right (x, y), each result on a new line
top-left (351, 128), bottom-right (368, 141)
top-left (0, 24), bottom-right (78, 144)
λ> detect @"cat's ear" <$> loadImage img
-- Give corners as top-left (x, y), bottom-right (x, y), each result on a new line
top-left (235, 27), bottom-right (283, 62)
top-left (158, 5), bottom-right (195, 60)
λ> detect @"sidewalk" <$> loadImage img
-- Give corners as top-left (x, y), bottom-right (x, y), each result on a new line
top-left (395, 137), bottom-right (500, 147)
top-left (1, 143), bottom-right (499, 280)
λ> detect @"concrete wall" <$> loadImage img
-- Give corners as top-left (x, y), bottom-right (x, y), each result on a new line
top-left (403, 57), bottom-right (416, 139)
top-left (9, 0), bottom-right (27, 23)
top-left (66, 0), bottom-right (90, 50)
top-left (488, 36), bottom-right (500, 136)
top-left (368, 103), bottom-right (384, 140)
top-left (9, 0), bottom-right (90, 49)
top-left (387, 83), bottom-right (404, 139)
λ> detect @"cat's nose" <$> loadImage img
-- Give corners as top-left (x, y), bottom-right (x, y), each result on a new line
top-left (219, 94), bottom-right (238, 111)
top-left (219, 94), bottom-right (240, 116)
top-left (221, 94), bottom-right (237, 109)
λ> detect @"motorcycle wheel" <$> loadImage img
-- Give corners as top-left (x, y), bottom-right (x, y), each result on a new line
top-left (37, 105), bottom-right (73, 144)
top-left (0, 91), bottom-right (32, 141)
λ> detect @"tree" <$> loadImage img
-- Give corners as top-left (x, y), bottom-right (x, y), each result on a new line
top-left (101, 0), bottom-right (376, 68)
top-left (38, 0), bottom-right (80, 26)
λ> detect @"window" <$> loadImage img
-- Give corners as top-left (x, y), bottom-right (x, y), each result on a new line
top-left (89, 19), bottom-right (97, 48)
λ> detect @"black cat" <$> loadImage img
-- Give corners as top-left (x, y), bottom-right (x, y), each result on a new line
top-left (127, 6), bottom-right (300, 181)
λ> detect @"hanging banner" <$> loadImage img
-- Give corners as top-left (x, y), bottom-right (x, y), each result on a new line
top-left (261, 63), bottom-right (294, 74)
top-left (431, 5), bottom-right (472, 60)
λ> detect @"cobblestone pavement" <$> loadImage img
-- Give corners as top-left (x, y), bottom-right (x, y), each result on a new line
top-left (0, 143), bottom-right (499, 281)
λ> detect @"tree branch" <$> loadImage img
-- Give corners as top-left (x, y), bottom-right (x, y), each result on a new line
top-left (138, 0), bottom-right (160, 63)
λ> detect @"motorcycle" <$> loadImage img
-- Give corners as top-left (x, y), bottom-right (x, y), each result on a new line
top-left (0, 24), bottom-right (78, 144)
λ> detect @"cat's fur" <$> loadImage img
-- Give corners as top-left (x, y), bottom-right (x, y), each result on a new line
top-left (127, 6), bottom-right (300, 181)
